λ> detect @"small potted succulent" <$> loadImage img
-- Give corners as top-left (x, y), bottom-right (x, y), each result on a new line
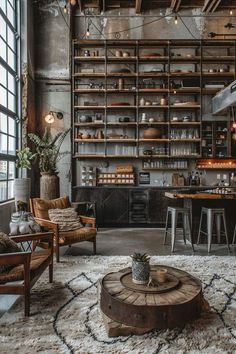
top-left (131, 252), bottom-right (150, 285)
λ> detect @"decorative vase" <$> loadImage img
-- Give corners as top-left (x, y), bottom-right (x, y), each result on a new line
top-left (132, 259), bottom-right (150, 284)
top-left (40, 172), bottom-right (59, 200)
top-left (143, 128), bottom-right (161, 139)
top-left (14, 178), bottom-right (31, 210)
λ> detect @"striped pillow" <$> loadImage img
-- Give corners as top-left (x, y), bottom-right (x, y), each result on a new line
top-left (48, 208), bottom-right (83, 231)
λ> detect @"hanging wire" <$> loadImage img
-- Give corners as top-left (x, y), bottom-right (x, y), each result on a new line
top-left (55, 0), bottom-right (70, 30)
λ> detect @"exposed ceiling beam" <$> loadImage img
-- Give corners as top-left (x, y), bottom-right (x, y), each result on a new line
top-left (136, 0), bottom-right (143, 13)
top-left (203, 0), bottom-right (222, 13)
top-left (170, 0), bottom-right (182, 12)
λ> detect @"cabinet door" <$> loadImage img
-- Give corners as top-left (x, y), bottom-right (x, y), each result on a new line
top-left (148, 189), bottom-right (183, 224)
top-left (103, 189), bottom-right (129, 225)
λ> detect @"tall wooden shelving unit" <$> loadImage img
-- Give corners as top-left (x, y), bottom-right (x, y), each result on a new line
top-left (72, 39), bottom-right (236, 167)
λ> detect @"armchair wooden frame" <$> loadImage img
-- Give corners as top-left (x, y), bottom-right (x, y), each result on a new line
top-left (30, 199), bottom-right (97, 262)
top-left (0, 232), bottom-right (54, 316)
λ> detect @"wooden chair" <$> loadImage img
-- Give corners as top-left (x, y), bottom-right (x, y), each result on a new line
top-left (0, 232), bottom-right (53, 316)
top-left (30, 197), bottom-right (97, 262)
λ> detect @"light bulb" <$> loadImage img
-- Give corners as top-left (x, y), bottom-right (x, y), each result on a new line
top-left (230, 9), bottom-right (233, 16)
top-left (70, 0), bottom-right (77, 5)
top-left (233, 122), bottom-right (236, 128)
top-left (45, 112), bottom-right (55, 124)
top-left (63, 5), bottom-right (67, 13)
top-left (86, 28), bottom-right (90, 37)
top-left (175, 16), bottom-right (178, 25)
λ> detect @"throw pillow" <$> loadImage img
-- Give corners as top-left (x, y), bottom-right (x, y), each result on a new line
top-left (0, 232), bottom-right (22, 273)
top-left (48, 207), bottom-right (83, 232)
top-left (32, 196), bottom-right (70, 220)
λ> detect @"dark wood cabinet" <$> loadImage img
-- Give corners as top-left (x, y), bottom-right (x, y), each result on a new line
top-left (73, 187), bottom-right (183, 227)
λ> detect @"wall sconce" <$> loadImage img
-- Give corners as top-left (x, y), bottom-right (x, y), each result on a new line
top-left (44, 111), bottom-right (63, 124)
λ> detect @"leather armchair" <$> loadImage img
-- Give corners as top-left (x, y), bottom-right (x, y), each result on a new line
top-left (0, 232), bottom-right (53, 316)
top-left (30, 197), bottom-right (97, 262)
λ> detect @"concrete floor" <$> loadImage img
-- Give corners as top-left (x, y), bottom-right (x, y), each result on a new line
top-left (65, 228), bottom-right (236, 257)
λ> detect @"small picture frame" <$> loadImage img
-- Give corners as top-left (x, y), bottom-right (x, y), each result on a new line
top-left (139, 172), bottom-right (150, 185)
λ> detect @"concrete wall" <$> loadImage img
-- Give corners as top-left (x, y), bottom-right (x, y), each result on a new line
top-left (32, 2), bottom-right (236, 193)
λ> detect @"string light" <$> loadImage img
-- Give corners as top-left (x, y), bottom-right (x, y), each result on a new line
top-left (86, 26), bottom-right (90, 38)
top-left (174, 15), bottom-right (178, 25)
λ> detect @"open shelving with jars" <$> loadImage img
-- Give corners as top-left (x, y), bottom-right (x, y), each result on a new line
top-left (72, 39), bottom-right (236, 169)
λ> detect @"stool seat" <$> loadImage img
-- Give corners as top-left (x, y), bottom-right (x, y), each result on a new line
top-left (164, 207), bottom-right (194, 253)
top-left (197, 207), bottom-right (230, 253)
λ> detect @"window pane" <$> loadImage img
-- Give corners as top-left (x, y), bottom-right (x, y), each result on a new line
top-left (0, 85), bottom-right (7, 107)
top-left (0, 64), bottom-right (7, 87)
top-left (0, 133), bottom-right (7, 154)
top-left (0, 37), bottom-right (7, 61)
top-left (7, 26), bottom-right (15, 51)
top-left (0, 181), bottom-right (7, 201)
top-left (8, 91), bottom-right (15, 112)
top-left (0, 14), bottom-right (6, 40)
top-left (0, 2), bottom-right (6, 14)
top-left (8, 135), bottom-right (15, 155)
top-left (8, 72), bottom-right (15, 93)
top-left (7, 2), bottom-right (14, 26)
top-left (7, 180), bottom-right (13, 199)
top-left (9, 161), bottom-right (15, 179)
top-left (0, 112), bottom-right (7, 133)
top-left (7, 47), bottom-right (15, 69)
top-left (0, 160), bottom-right (7, 180)
top-left (8, 116), bottom-right (15, 136)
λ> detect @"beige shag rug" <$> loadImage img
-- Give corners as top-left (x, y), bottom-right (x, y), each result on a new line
top-left (0, 255), bottom-right (236, 354)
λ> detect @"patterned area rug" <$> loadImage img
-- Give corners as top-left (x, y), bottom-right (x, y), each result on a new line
top-left (0, 255), bottom-right (236, 354)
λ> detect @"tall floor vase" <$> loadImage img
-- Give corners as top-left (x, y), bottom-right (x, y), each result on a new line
top-left (40, 173), bottom-right (59, 200)
top-left (14, 178), bottom-right (31, 210)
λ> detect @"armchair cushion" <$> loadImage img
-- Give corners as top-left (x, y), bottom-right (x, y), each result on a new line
top-left (59, 227), bottom-right (97, 246)
top-left (48, 207), bottom-right (83, 232)
top-left (32, 196), bottom-right (70, 220)
top-left (0, 232), bottom-right (21, 273)
top-left (0, 250), bottom-right (51, 284)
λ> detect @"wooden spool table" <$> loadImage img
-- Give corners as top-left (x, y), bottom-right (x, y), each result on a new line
top-left (100, 265), bottom-right (208, 337)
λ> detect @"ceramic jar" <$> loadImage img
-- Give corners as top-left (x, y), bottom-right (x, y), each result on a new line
top-left (143, 128), bottom-right (161, 139)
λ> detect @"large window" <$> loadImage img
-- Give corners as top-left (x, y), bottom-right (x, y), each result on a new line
top-left (0, 0), bottom-right (20, 202)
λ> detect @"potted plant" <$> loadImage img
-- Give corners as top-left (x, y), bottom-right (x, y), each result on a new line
top-left (131, 253), bottom-right (150, 285)
top-left (28, 127), bottom-right (70, 200)
top-left (15, 147), bottom-right (36, 210)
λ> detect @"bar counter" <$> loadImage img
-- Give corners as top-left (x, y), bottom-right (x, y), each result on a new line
top-left (165, 189), bottom-right (236, 242)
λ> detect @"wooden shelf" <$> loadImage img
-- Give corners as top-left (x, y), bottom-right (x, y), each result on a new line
top-left (72, 39), bottom-right (236, 164)
top-left (74, 106), bottom-right (105, 110)
top-left (139, 139), bottom-right (169, 142)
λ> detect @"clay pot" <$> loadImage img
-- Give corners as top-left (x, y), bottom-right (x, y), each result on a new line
top-left (143, 128), bottom-right (162, 139)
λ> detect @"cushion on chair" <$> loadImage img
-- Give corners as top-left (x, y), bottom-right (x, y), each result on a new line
top-left (0, 232), bottom-right (21, 273)
top-left (0, 250), bottom-right (51, 284)
top-left (59, 227), bottom-right (97, 246)
top-left (32, 196), bottom-right (70, 220)
top-left (48, 207), bottom-right (83, 231)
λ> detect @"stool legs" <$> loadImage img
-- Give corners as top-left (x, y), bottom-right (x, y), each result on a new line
top-left (186, 211), bottom-right (194, 252)
top-left (233, 225), bottom-right (236, 245)
top-left (215, 214), bottom-right (221, 244)
top-left (197, 211), bottom-right (203, 245)
top-left (207, 210), bottom-right (213, 254)
top-left (164, 209), bottom-right (169, 245)
top-left (171, 210), bottom-right (177, 253)
top-left (222, 211), bottom-right (230, 252)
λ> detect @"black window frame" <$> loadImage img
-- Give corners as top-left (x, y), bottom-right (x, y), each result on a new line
top-left (0, 0), bottom-right (21, 203)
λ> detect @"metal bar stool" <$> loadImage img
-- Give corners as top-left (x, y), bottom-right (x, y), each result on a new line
top-left (197, 207), bottom-right (230, 253)
top-left (232, 225), bottom-right (236, 246)
top-left (164, 207), bottom-right (194, 253)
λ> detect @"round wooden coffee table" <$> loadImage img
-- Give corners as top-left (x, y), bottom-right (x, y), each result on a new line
top-left (100, 265), bottom-right (208, 337)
